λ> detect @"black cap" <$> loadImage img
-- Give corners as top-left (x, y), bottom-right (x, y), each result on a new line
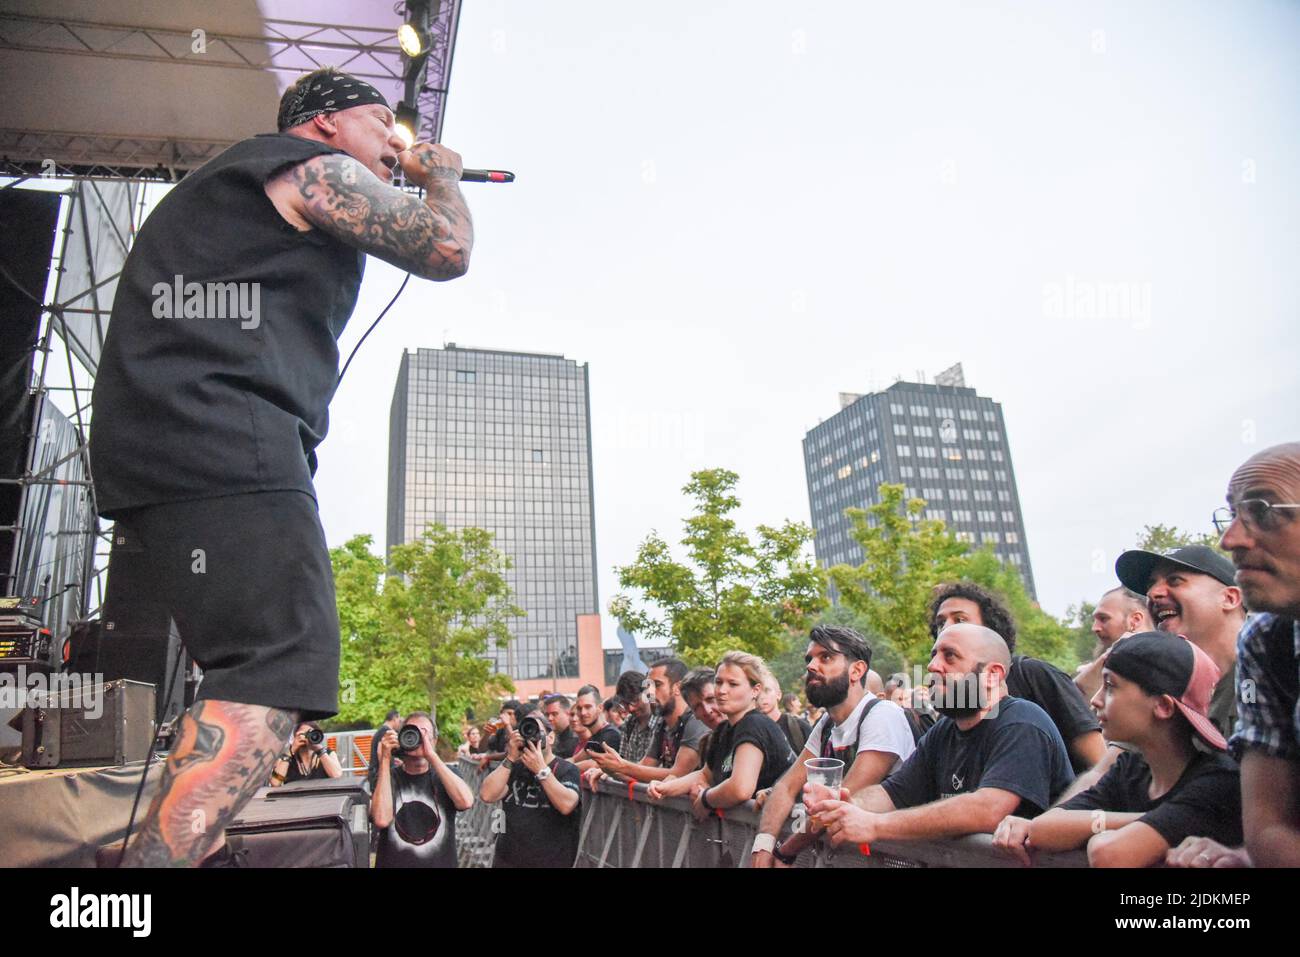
top-left (1115, 545), bottom-right (1236, 595)
top-left (1103, 631), bottom-right (1226, 751)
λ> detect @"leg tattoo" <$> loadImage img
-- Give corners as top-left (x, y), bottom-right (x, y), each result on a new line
top-left (123, 701), bottom-right (298, 867)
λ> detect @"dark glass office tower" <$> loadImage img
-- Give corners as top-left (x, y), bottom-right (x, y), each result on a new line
top-left (388, 344), bottom-right (599, 679)
top-left (803, 366), bottom-right (1036, 599)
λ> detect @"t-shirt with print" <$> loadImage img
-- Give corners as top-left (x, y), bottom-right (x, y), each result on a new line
top-left (649, 709), bottom-right (708, 769)
top-left (707, 710), bottom-right (797, 796)
top-left (375, 765), bottom-right (459, 868)
top-left (1058, 749), bottom-right (1243, 848)
top-left (880, 696), bottom-right (1074, 818)
top-left (804, 695), bottom-right (917, 770)
top-left (1006, 655), bottom-right (1101, 773)
top-left (492, 759), bottom-right (582, 868)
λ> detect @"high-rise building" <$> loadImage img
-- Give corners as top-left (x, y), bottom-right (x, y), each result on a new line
top-left (387, 344), bottom-right (601, 690)
top-left (802, 365), bottom-right (1036, 598)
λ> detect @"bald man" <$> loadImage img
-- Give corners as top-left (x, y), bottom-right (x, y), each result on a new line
top-left (806, 624), bottom-right (1074, 846)
top-left (866, 669), bottom-right (886, 698)
top-left (1074, 586), bottom-right (1155, 699)
top-left (1204, 442), bottom-right (1300, 868)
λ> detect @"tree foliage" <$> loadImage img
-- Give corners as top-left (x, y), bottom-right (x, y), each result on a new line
top-left (609, 469), bottom-right (828, 668)
top-left (1135, 522), bottom-right (1223, 555)
top-left (829, 484), bottom-right (1078, 669)
top-left (333, 527), bottom-right (522, 744)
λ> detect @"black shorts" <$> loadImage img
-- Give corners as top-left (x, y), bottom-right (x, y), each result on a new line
top-left (101, 490), bottom-right (339, 720)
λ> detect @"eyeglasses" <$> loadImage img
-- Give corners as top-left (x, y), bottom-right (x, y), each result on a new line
top-left (1212, 499), bottom-right (1300, 535)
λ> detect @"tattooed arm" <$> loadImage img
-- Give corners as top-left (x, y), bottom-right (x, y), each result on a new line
top-left (268, 143), bottom-right (473, 281)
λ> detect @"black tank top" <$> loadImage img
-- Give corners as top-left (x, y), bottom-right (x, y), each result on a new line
top-left (90, 134), bottom-right (365, 516)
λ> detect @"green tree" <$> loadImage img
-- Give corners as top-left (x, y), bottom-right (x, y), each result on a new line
top-left (609, 468), bottom-right (827, 668)
top-left (828, 484), bottom-right (969, 665)
top-left (1135, 523), bottom-right (1222, 554)
top-left (1064, 600), bottom-right (1099, 664)
top-left (830, 484), bottom-right (1079, 670)
top-left (333, 527), bottom-right (522, 744)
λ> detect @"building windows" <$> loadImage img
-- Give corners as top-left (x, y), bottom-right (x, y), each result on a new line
top-left (896, 445), bottom-right (911, 457)
top-left (910, 405), bottom-right (927, 416)
top-left (963, 428), bottom-right (981, 441)
top-left (890, 403), bottom-right (904, 415)
top-left (945, 467), bottom-right (966, 481)
top-left (960, 409), bottom-right (978, 421)
top-left (984, 531), bottom-right (1001, 544)
top-left (913, 425), bottom-right (933, 438)
top-left (997, 490), bottom-right (1011, 503)
top-left (935, 407), bottom-right (953, 419)
top-left (986, 430), bottom-right (1000, 442)
top-left (1006, 531), bottom-right (1020, 544)
top-left (943, 447), bottom-right (962, 461)
top-left (971, 469), bottom-right (990, 481)
top-left (967, 449), bottom-right (986, 461)
top-left (917, 446), bottom-right (936, 459)
top-left (977, 509), bottom-right (997, 523)
top-left (893, 423), bottom-right (909, 437)
top-left (991, 450), bottom-right (1005, 462)
top-left (922, 487), bottom-right (944, 500)
top-left (531, 449), bottom-right (544, 462)
top-left (955, 531), bottom-right (974, 543)
top-left (454, 370), bottom-right (477, 384)
top-left (928, 508), bottom-right (946, 521)
top-left (974, 489), bottom-right (993, 502)
top-left (899, 466), bottom-right (915, 478)
top-left (994, 470), bottom-right (1008, 482)
top-left (1001, 510), bottom-right (1016, 523)
top-left (984, 410), bottom-right (997, 423)
top-left (837, 465), bottom-right (853, 479)
top-left (950, 489), bottom-right (969, 501)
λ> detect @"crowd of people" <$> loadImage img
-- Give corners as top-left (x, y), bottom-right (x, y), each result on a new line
top-left (348, 441), bottom-right (1299, 868)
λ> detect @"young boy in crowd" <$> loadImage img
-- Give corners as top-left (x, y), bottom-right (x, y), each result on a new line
top-left (992, 632), bottom-right (1242, 867)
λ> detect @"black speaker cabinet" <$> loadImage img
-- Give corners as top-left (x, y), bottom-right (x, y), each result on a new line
top-left (21, 678), bottom-right (155, 768)
top-left (65, 619), bottom-right (192, 731)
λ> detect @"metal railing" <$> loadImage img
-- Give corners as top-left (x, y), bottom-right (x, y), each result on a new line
top-left (325, 730), bottom-right (376, 778)
top-left (455, 757), bottom-right (500, 868)
top-left (573, 776), bottom-right (1089, 869)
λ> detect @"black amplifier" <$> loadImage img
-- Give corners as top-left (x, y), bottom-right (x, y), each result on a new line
top-left (0, 596), bottom-right (51, 668)
top-left (20, 678), bottom-right (156, 768)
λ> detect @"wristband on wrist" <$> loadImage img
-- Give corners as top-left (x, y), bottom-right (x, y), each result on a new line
top-left (501, 758), bottom-right (515, 771)
top-left (751, 833), bottom-right (776, 855)
top-left (700, 787), bottom-right (714, 810)
top-left (772, 842), bottom-right (798, 866)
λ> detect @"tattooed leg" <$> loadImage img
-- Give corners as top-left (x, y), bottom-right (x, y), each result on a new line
top-left (122, 700), bottom-right (297, 867)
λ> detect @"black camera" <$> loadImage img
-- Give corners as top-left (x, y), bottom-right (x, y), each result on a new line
top-left (305, 727), bottom-right (324, 746)
top-left (397, 723), bottom-right (424, 754)
top-left (518, 714), bottom-right (549, 746)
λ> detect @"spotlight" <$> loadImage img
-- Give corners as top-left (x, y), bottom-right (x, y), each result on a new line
top-left (395, 102), bottom-right (420, 148)
top-left (398, 23), bottom-right (427, 57)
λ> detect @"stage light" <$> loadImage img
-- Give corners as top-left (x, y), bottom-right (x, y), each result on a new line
top-left (395, 102), bottom-right (420, 148)
top-left (398, 23), bottom-right (427, 57)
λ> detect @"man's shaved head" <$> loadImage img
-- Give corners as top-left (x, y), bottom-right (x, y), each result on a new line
top-left (1223, 442), bottom-right (1300, 616)
top-left (866, 669), bottom-right (885, 696)
top-left (939, 622), bottom-right (1012, 668)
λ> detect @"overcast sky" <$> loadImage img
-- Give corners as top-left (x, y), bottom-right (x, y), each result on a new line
top-left (306, 1), bottom-right (1300, 643)
top-left (31, 2), bottom-right (1295, 647)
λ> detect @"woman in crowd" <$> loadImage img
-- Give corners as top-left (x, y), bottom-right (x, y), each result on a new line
top-left (456, 724), bottom-right (485, 758)
top-left (271, 720), bottom-right (343, 786)
top-left (647, 651), bottom-right (796, 816)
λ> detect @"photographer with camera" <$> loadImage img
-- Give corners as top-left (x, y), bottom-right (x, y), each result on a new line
top-left (479, 709), bottom-right (582, 868)
top-left (371, 710), bottom-right (474, 868)
top-left (271, 721), bottom-right (343, 786)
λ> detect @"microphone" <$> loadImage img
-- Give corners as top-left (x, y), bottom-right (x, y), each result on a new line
top-left (461, 169), bottom-right (515, 183)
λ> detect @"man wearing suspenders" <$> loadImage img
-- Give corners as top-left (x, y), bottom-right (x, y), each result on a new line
top-left (752, 626), bottom-right (917, 867)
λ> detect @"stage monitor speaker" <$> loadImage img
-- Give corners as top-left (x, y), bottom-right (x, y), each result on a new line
top-left (66, 619), bottom-right (191, 732)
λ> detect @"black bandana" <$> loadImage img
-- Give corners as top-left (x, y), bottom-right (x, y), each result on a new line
top-left (281, 72), bottom-right (390, 129)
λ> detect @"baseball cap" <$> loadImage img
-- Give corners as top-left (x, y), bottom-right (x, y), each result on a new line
top-left (1115, 544), bottom-right (1236, 595)
top-left (1103, 631), bottom-right (1226, 750)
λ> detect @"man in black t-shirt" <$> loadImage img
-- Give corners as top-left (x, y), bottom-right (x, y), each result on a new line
top-left (91, 67), bottom-right (475, 867)
top-left (809, 624), bottom-right (1074, 846)
top-left (929, 581), bottom-right (1105, 773)
top-left (993, 632), bottom-right (1242, 867)
top-left (543, 694), bottom-right (580, 759)
top-left (479, 712), bottom-right (582, 868)
top-left (371, 711), bottom-right (475, 868)
top-left (571, 685), bottom-right (621, 771)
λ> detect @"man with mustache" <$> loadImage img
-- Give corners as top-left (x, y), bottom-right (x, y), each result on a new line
top-left (807, 624), bottom-right (1074, 846)
top-left (1116, 544), bottom-right (1245, 738)
top-left (751, 626), bottom-right (915, 867)
top-left (1174, 442), bottom-right (1300, 868)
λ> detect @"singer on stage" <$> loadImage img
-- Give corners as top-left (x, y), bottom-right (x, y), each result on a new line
top-left (88, 68), bottom-right (473, 867)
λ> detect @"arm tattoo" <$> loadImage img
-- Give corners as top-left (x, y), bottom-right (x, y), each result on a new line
top-left (292, 154), bottom-right (474, 281)
top-left (122, 701), bottom-right (299, 867)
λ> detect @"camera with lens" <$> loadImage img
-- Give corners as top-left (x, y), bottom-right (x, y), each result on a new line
top-left (518, 714), bottom-right (549, 747)
top-left (305, 727), bottom-right (324, 747)
top-left (397, 723), bottom-right (424, 754)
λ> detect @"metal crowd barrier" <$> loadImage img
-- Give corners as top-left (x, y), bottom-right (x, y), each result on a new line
top-left (324, 729), bottom-right (375, 778)
top-left (455, 756), bottom-right (499, 868)
top-left (574, 776), bottom-right (1089, 869)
